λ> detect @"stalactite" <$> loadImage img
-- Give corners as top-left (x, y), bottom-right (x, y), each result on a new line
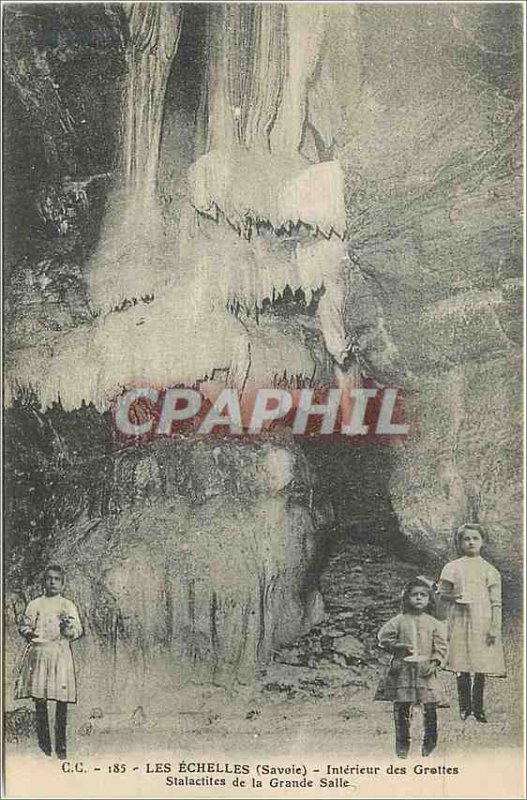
top-left (269, 5), bottom-right (326, 156)
top-left (7, 6), bottom-right (355, 409)
top-left (189, 4), bottom-right (351, 366)
top-left (204, 4), bottom-right (286, 154)
top-left (4, 277), bottom-right (322, 412)
top-left (86, 4), bottom-right (183, 314)
top-left (121, 4), bottom-right (184, 200)
top-left (189, 153), bottom-right (347, 238)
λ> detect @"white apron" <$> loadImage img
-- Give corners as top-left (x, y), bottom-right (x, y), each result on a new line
top-left (15, 594), bottom-right (82, 703)
top-left (439, 557), bottom-right (506, 676)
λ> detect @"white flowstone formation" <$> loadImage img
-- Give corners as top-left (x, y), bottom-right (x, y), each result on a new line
top-left (8, 4), bottom-right (354, 410)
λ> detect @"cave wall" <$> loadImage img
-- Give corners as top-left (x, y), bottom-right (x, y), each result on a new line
top-left (4, 427), bottom-right (332, 710)
top-left (2, 4), bottom-right (124, 262)
top-left (335, 5), bottom-right (523, 572)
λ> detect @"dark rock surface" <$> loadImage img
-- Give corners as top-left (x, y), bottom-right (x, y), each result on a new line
top-left (273, 539), bottom-right (440, 674)
top-left (337, 5), bottom-right (523, 569)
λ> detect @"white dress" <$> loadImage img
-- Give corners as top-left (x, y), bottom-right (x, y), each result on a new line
top-left (439, 557), bottom-right (506, 676)
top-left (15, 594), bottom-right (83, 703)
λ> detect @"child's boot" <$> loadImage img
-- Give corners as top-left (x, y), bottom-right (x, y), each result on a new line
top-left (472, 673), bottom-right (487, 723)
top-left (422, 704), bottom-right (438, 756)
top-left (456, 673), bottom-right (472, 720)
top-left (55, 701), bottom-right (68, 759)
top-left (394, 703), bottom-right (411, 758)
top-left (35, 699), bottom-right (52, 756)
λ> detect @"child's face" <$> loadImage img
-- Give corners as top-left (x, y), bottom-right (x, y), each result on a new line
top-left (43, 570), bottom-right (63, 596)
top-left (460, 530), bottom-right (483, 557)
top-left (407, 586), bottom-right (430, 612)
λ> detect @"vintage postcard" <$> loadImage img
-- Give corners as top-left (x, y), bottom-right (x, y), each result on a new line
top-left (2, 2), bottom-right (524, 798)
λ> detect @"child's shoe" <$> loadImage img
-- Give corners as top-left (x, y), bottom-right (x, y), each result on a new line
top-left (421, 738), bottom-right (437, 757)
top-left (472, 674), bottom-right (487, 722)
top-left (422, 705), bottom-right (438, 756)
top-left (394, 704), bottom-right (411, 759)
top-left (457, 674), bottom-right (472, 721)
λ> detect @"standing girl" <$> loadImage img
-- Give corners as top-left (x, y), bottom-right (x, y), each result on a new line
top-left (437, 524), bottom-right (506, 722)
top-left (15, 564), bottom-right (83, 758)
top-left (375, 577), bottom-right (448, 759)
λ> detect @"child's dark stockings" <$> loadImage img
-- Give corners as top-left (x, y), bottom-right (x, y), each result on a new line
top-left (35, 699), bottom-right (68, 758)
top-left (457, 673), bottom-right (487, 722)
top-left (394, 703), bottom-right (437, 758)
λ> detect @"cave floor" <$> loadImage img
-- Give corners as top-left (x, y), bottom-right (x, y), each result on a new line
top-left (7, 540), bottom-right (523, 762)
top-left (8, 629), bottom-right (521, 769)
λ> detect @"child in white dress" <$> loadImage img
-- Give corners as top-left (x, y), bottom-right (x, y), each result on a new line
top-left (15, 564), bottom-right (82, 758)
top-left (437, 524), bottom-right (506, 722)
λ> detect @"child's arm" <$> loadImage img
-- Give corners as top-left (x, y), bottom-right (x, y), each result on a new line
top-left (421, 621), bottom-right (448, 677)
top-left (431, 621), bottom-right (448, 666)
top-left (437, 561), bottom-right (462, 602)
top-left (378, 617), bottom-right (411, 655)
top-left (487, 572), bottom-right (502, 645)
top-left (436, 578), bottom-right (458, 602)
top-left (18, 602), bottom-right (38, 642)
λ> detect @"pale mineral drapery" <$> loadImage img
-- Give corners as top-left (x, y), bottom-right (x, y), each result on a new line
top-left (121, 3), bottom-right (184, 200)
top-left (195, 3), bottom-right (344, 233)
top-left (86, 3), bottom-right (183, 313)
top-left (7, 5), bottom-right (355, 410)
top-left (190, 4), bottom-right (350, 364)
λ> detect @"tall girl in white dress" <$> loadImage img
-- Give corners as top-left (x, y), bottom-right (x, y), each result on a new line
top-left (437, 524), bottom-right (506, 722)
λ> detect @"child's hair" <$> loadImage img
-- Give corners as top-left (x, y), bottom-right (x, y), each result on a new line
top-left (401, 576), bottom-right (437, 615)
top-left (454, 523), bottom-right (486, 555)
top-left (42, 563), bottom-right (65, 581)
